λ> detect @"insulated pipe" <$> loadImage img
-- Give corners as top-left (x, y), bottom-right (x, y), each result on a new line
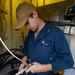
top-left (10, 0), bottom-right (13, 48)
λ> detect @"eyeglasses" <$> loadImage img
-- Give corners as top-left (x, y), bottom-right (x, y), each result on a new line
top-left (25, 13), bottom-right (33, 25)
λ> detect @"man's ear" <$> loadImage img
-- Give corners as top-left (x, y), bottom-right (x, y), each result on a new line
top-left (32, 10), bottom-right (38, 18)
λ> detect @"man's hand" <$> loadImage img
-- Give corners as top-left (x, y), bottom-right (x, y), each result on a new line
top-left (26, 62), bottom-right (52, 73)
top-left (18, 62), bottom-right (25, 71)
top-left (18, 56), bottom-right (28, 71)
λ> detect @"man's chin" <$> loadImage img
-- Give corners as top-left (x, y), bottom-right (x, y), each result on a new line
top-left (31, 29), bottom-right (35, 32)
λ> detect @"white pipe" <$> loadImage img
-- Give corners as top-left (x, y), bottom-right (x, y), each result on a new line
top-left (0, 37), bottom-right (29, 75)
top-left (0, 37), bottom-right (26, 64)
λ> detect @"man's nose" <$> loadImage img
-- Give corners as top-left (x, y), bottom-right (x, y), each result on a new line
top-left (26, 25), bottom-right (31, 30)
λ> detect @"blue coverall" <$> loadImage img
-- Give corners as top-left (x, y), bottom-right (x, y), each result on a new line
top-left (24, 22), bottom-right (74, 75)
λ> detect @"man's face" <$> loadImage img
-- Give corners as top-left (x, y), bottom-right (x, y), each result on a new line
top-left (25, 12), bottom-right (39, 32)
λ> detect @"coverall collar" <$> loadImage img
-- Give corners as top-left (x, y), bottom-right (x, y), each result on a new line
top-left (32, 21), bottom-right (52, 42)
